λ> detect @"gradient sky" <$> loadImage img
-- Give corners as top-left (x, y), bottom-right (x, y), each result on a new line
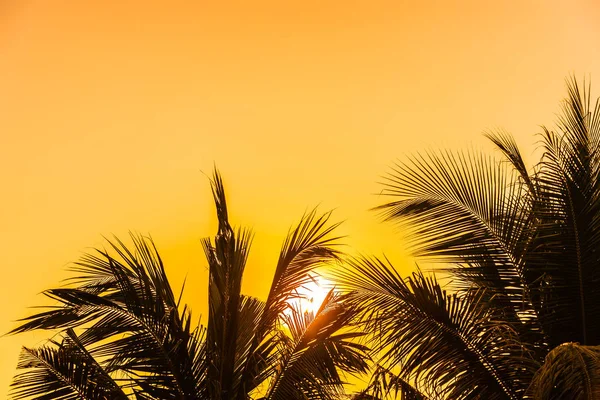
top-left (2, 0), bottom-right (600, 395)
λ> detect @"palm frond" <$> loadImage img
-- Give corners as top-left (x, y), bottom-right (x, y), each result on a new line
top-left (264, 291), bottom-right (370, 400)
top-left (10, 234), bottom-right (203, 399)
top-left (376, 150), bottom-right (538, 328)
top-left (9, 168), bottom-right (351, 400)
top-left (524, 76), bottom-right (600, 346)
top-left (235, 209), bottom-right (344, 398)
top-left (351, 365), bottom-right (430, 400)
top-left (265, 209), bottom-right (343, 331)
top-left (528, 342), bottom-right (600, 400)
top-left (203, 169), bottom-right (253, 399)
top-left (10, 330), bottom-right (128, 400)
top-left (334, 256), bottom-right (537, 400)
top-left (485, 129), bottom-right (536, 195)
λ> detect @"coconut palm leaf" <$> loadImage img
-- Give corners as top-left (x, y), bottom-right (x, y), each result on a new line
top-left (377, 149), bottom-right (531, 266)
top-left (234, 209), bottom-right (344, 398)
top-left (367, 76), bottom-right (600, 398)
top-left (10, 329), bottom-right (128, 400)
top-left (263, 290), bottom-right (370, 400)
top-left (10, 233), bottom-right (204, 398)
top-left (528, 343), bottom-right (600, 400)
top-left (10, 168), bottom-right (353, 400)
top-left (375, 148), bottom-right (540, 340)
top-left (521, 77), bottom-right (600, 347)
top-left (484, 129), bottom-right (536, 196)
top-left (334, 256), bottom-right (538, 400)
top-left (203, 170), bottom-right (254, 400)
top-left (350, 365), bottom-right (430, 400)
top-left (201, 170), bottom-right (347, 399)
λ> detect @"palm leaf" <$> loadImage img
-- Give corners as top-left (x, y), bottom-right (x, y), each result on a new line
top-left (351, 365), bottom-right (430, 400)
top-left (264, 290), bottom-right (370, 400)
top-left (376, 149), bottom-right (540, 336)
top-left (528, 342), bottom-right (600, 400)
top-left (522, 77), bottom-right (600, 347)
top-left (202, 169), bottom-right (254, 399)
top-left (9, 167), bottom-right (350, 400)
top-left (234, 209), bottom-right (344, 398)
top-left (334, 256), bottom-right (537, 399)
top-left (10, 330), bottom-right (128, 400)
top-left (10, 234), bottom-right (203, 399)
top-left (484, 129), bottom-right (536, 196)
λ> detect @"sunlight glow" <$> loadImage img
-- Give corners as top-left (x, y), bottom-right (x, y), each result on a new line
top-left (292, 275), bottom-right (332, 315)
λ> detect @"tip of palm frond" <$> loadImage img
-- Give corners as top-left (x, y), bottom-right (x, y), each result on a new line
top-left (285, 207), bottom-right (345, 252)
top-left (209, 167), bottom-right (232, 236)
top-left (565, 73), bottom-right (590, 100)
top-left (484, 129), bottom-right (517, 151)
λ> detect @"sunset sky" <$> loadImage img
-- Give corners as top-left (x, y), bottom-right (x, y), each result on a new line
top-left (1, 0), bottom-right (600, 395)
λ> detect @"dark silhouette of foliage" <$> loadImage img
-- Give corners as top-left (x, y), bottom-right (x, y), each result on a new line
top-left (11, 76), bottom-right (600, 399)
top-left (9, 169), bottom-right (369, 399)
top-left (337, 76), bottom-right (600, 399)
top-left (349, 365), bottom-right (429, 400)
top-left (529, 342), bottom-right (600, 399)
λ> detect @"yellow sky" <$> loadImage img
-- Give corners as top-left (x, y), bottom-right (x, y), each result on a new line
top-left (1, 0), bottom-right (600, 395)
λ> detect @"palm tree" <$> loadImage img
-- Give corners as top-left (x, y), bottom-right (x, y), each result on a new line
top-left (336, 77), bottom-right (600, 399)
top-left (9, 170), bottom-right (369, 399)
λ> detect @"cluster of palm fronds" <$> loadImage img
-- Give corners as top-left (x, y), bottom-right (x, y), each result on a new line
top-left (337, 77), bottom-right (600, 399)
top-left (9, 174), bottom-right (369, 400)
top-left (9, 77), bottom-right (600, 399)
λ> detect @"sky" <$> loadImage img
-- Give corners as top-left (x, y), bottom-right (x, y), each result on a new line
top-left (1, 0), bottom-right (600, 396)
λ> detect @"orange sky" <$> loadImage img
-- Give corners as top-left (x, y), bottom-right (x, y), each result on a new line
top-left (1, 0), bottom-right (600, 395)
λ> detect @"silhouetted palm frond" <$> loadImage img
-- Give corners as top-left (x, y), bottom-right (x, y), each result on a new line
top-left (264, 290), bottom-right (369, 400)
top-left (10, 232), bottom-right (204, 399)
top-left (521, 78), bottom-right (600, 347)
top-left (235, 209), bottom-right (344, 399)
top-left (528, 343), bottom-right (600, 400)
top-left (10, 329), bottom-right (128, 400)
top-left (375, 146), bottom-right (542, 343)
top-left (349, 365), bottom-right (429, 400)
top-left (361, 76), bottom-right (600, 398)
top-left (203, 169), bottom-right (254, 399)
top-left (334, 256), bottom-right (538, 399)
top-left (10, 168), bottom-right (354, 400)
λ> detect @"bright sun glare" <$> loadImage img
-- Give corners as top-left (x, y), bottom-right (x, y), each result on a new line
top-left (292, 275), bottom-right (332, 315)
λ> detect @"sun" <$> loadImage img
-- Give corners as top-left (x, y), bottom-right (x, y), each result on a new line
top-left (292, 275), bottom-right (333, 315)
